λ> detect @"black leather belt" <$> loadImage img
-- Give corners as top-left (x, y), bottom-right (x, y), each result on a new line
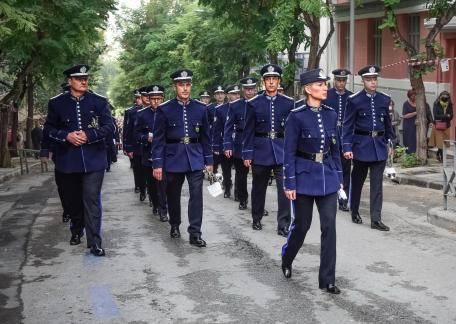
top-left (354, 129), bottom-right (385, 137)
top-left (166, 137), bottom-right (199, 144)
top-left (296, 150), bottom-right (330, 163)
top-left (255, 132), bottom-right (284, 139)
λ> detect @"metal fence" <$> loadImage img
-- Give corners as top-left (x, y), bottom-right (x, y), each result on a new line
top-left (8, 149), bottom-right (48, 174)
top-left (443, 140), bottom-right (456, 210)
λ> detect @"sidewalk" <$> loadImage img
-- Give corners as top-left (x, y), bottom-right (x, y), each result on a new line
top-left (0, 157), bottom-right (45, 184)
top-left (387, 152), bottom-right (456, 232)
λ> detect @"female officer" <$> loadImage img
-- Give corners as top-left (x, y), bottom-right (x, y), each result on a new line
top-left (281, 69), bottom-right (342, 294)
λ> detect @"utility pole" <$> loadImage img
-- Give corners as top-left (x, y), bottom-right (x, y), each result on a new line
top-left (349, 0), bottom-right (355, 92)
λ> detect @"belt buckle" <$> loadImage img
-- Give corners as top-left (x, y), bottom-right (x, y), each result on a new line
top-left (337, 121), bottom-right (342, 127)
top-left (270, 132), bottom-right (276, 139)
top-left (315, 153), bottom-right (323, 163)
top-left (183, 136), bottom-right (190, 144)
top-left (371, 131), bottom-right (378, 137)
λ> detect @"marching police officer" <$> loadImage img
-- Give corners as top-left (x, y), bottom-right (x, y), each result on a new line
top-left (213, 85), bottom-right (240, 198)
top-left (224, 77), bottom-right (258, 209)
top-left (43, 64), bottom-right (114, 256)
top-left (281, 68), bottom-right (342, 294)
top-left (322, 69), bottom-right (353, 211)
top-left (126, 86), bottom-right (149, 201)
top-left (342, 65), bottom-right (395, 231)
top-left (123, 89), bottom-right (143, 183)
top-left (134, 85), bottom-right (169, 222)
top-left (209, 85), bottom-right (226, 174)
top-left (242, 63), bottom-right (293, 236)
top-left (199, 90), bottom-right (211, 105)
top-left (152, 69), bottom-right (213, 247)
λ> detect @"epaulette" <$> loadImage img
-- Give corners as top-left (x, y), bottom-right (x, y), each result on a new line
top-left (90, 91), bottom-right (107, 99)
top-left (295, 98), bottom-right (305, 106)
top-left (229, 98), bottom-right (241, 104)
top-left (159, 99), bottom-right (171, 107)
top-left (247, 94), bottom-right (259, 103)
top-left (291, 104), bottom-right (307, 112)
top-left (138, 107), bottom-right (147, 113)
top-left (193, 99), bottom-right (207, 106)
top-left (378, 91), bottom-right (391, 98)
top-left (322, 104), bottom-right (335, 111)
top-left (50, 92), bottom-right (65, 100)
top-left (215, 103), bottom-right (224, 108)
top-left (348, 90), bottom-right (362, 99)
top-left (279, 93), bottom-right (294, 101)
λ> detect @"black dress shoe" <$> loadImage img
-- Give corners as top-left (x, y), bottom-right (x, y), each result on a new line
top-left (70, 234), bottom-right (81, 245)
top-left (321, 284), bottom-right (341, 294)
top-left (224, 191), bottom-right (231, 198)
top-left (139, 192), bottom-right (146, 201)
top-left (170, 226), bottom-right (180, 238)
top-left (159, 213), bottom-right (169, 222)
top-left (338, 201), bottom-right (350, 212)
top-left (62, 212), bottom-right (70, 223)
top-left (351, 212), bottom-right (363, 224)
top-left (152, 207), bottom-right (159, 215)
top-left (371, 221), bottom-right (390, 231)
top-left (263, 210), bottom-right (269, 216)
top-left (134, 187), bottom-right (140, 193)
top-left (149, 200), bottom-right (154, 207)
top-left (252, 221), bottom-right (262, 230)
top-left (89, 244), bottom-right (105, 257)
top-left (281, 263), bottom-right (292, 278)
top-left (189, 235), bottom-right (206, 247)
top-left (238, 201), bottom-right (247, 210)
top-left (277, 227), bottom-right (289, 237)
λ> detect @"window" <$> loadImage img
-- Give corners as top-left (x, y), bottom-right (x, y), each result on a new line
top-left (373, 19), bottom-right (382, 66)
top-left (409, 15), bottom-right (421, 50)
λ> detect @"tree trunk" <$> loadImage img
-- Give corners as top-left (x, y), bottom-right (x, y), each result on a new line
top-left (0, 106), bottom-right (12, 168)
top-left (26, 74), bottom-right (34, 149)
top-left (286, 37), bottom-right (299, 97)
top-left (306, 17), bottom-right (320, 70)
top-left (409, 69), bottom-right (428, 163)
top-left (11, 105), bottom-right (19, 155)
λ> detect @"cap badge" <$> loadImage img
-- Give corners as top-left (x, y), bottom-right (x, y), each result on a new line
top-left (80, 66), bottom-right (87, 73)
top-left (153, 86), bottom-right (159, 92)
top-left (234, 86), bottom-right (239, 91)
top-left (247, 79), bottom-right (253, 84)
top-left (204, 91), bottom-right (208, 96)
top-left (369, 66), bottom-right (376, 73)
top-left (267, 65), bottom-right (274, 73)
top-left (218, 86), bottom-right (222, 91)
top-left (318, 69), bottom-right (326, 78)
top-left (340, 70), bottom-right (346, 76)
top-left (181, 70), bottom-right (188, 77)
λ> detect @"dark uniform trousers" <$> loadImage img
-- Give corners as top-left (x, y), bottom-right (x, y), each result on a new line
top-left (233, 158), bottom-right (249, 203)
top-left (166, 170), bottom-right (204, 235)
top-left (220, 154), bottom-right (233, 192)
top-left (54, 170), bottom-right (69, 216)
top-left (145, 167), bottom-right (167, 215)
top-left (132, 154), bottom-right (146, 192)
top-left (213, 154), bottom-right (221, 175)
top-left (282, 193), bottom-right (337, 288)
top-left (341, 153), bottom-right (351, 193)
top-left (251, 164), bottom-right (290, 229)
top-left (350, 159), bottom-right (386, 222)
top-left (60, 170), bottom-right (105, 247)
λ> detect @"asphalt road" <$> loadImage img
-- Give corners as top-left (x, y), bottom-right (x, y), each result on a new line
top-left (1, 155), bottom-right (455, 324)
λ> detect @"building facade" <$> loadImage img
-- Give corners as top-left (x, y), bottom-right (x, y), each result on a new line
top-left (331, 0), bottom-right (456, 139)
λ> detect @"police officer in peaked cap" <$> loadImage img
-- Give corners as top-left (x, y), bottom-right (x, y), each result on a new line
top-left (281, 68), bottom-right (342, 294)
top-left (43, 64), bottom-right (115, 256)
top-left (322, 68), bottom-right (353, 212)
top-left (209, 85), bottom-right (226, 174)
top-left (213, 84), bottom-right (240, 198)
top-left (123, 89), bottom-right (142, 171)
top-left (151, 69), bottom-right (213, 247)
top-left (224, 77), bottom-right (258, 210)
top-left (342, 65), bottom-right (395, 231)
top-left (242, 63), bottom-right (294, 236)
top-left (134, 84), bottom-right (168, 221)
top-left (199, 90), bottom-right (211, 105)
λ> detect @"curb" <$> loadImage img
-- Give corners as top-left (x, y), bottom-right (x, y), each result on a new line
top-left (391, 173), bottom-right (443, 190)
top-left (427, 207), bottom-right (456, 232)
top-left (0, 162), bottom-right (43, 184)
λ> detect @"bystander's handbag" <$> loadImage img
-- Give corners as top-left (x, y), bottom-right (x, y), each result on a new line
top-left (435, 121), bottom-right (448, 130)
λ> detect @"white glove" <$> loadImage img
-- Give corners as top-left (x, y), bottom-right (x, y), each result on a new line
top-left (338, 189), bottom-right (347, 201)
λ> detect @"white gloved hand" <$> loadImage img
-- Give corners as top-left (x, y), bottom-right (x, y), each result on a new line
top-left (338, 189), bottom-right (347, 201)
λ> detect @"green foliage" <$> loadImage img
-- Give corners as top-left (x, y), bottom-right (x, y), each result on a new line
top-left (400, 153), bottom-right (422, 168)
top-left (0, 0), bottom-right (36, 37)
